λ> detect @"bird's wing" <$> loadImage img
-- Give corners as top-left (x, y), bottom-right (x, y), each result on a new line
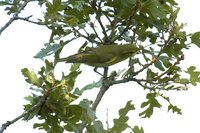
top-left (80, 53), bottom-right (114, 63)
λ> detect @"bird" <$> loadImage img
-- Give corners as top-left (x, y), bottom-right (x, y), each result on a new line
top-left (57, 44), bottom-right (139, 67)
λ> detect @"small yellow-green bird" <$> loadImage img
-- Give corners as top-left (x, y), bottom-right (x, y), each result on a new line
top-left (57, 44), bottom-right (139, 67)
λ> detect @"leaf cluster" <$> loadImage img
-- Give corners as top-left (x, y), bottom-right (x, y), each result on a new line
top-left (22, 60), bottom-right (83, 132)
top-left (1, 0), bottom-right (200, 133)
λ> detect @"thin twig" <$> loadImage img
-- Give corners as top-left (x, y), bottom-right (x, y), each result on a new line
top-left (96, 1), bottom-right (109, 42)
top-left (90, 22), bottom-right (103, 43)
top-left (112, 2), bottom-right (140, 42)
top-left (132, 31), bottom-right (173, 77)
top-left (107, 9), bottom-right (119, 43)
top-left (106, 108), bottom-right (109, 130)
top-left (72, 27), bottom-right (100, 44)
top-left (112, 25), bottom-right (133, 42)
top-left (131, 26), bottom-right (139, 43)
top-left (16, 16), bottom-right (45, 26)
top-left (89, 0), bottom-right (109, 43)
top-left (154, 55), bottom-right (181, 81)
top-left (110, 78), bottom-right (151, 85)
top-left (0, 0), bottom-right (31, 35)
top-left (133, 62), bottom-right (153, 76)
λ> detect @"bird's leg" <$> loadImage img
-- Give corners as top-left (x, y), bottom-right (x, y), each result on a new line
top-left (94, 67), bottom-right (109, 79)
top-left (103, 67), bottom-right (108, 78)
top-left (94, 67), bottom-right (103, 76)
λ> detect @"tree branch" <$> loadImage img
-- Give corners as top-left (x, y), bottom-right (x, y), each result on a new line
top-left (107, 9), bottom-right (119, 43)
top-left (0, 96), bottom-right (46, 133)
top-left (0, 86), bottom-right (59, 133)
top-left (91, 67), bottom-right (109, 111)
top-left (16, 15), bottom-right (46, 26)
top-left (112, 2), bottom-right (140, 42)
top-left (78, 67), bottom-right (109, 132)
top-left (91, 84), bottom-right (110, 111)
top-left (0, 0), bottom-right (31, 35)
top-left (90, 0), bottom-right (109, 43)
top-left (72, 27), bottom-right (100, 44)
top-left (90, 22), bottom-right (103, 43)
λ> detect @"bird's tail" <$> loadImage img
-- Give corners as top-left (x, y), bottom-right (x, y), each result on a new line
top-left (57, 54), bottom-right (83, 63)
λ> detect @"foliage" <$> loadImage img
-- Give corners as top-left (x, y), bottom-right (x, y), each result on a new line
top-left (1, 0), bottom-right (200, 133)
top-left (22, 60), bottom-right (83, 132)
top-left (109, 100), bottom-right (135, 132)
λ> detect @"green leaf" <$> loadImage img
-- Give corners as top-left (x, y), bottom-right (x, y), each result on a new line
top-left (167, 0), bottom-right (178, 5)
top-left (146, 69), bottom-right (158, 80)
top-left (70, 63), bottom-right (81, 72)
top-left (63, 105), bottom-right (83, 132)
top-left (23, 95), bottom-right (41, 121)
top-left (64, 122), bottom-right (79, 132)
top-left (187, 66), bottom-right (200, 86)
top-left (24, 95), bottom-right (34, 102)
top-left (80, 99), bottom-right (96, 121)
top-left (121, 0), bottom-right (136, 7)
top-left (39, 60), bottom-right (55, 85)
top-left (21, 68), bottom-right (43, 87)
top-left (34, 43), bottom-right (62, 59)
top-left (73, 78), bottom-right (102, 95)
top-left (33, 122), bottom-right (49, 130)
top-left (45, 59), bottom-right (54, 73)
top-left (0, 1), bottom-right (13, 6)
top-left (65, 16), bottom-right (79, 26)
top-left (105, 0), bottom-right (136, 20)
top-left (154, 60), bottom-right (165, 71)
top-left (141, 0), bottom-right (166, 19)
top-left (191, 31), bottom-right (200, 47)
top-left (168, 104), bottom-right (182, 115)
top-left (23, 109), bottom-right (39, 121)
top-left (139, 93), bottom-right (161, 118)
top-left (91, 120), bottom-right (105, 133)
top-left (66, 71), bottom-right (81, 91)
top-left (46, 0), bottom-right (63, 14)
top-left (67, 105), bottom-right (83, 122)
top-left (165, 85), bottom-right (175, 90)
top-left (118, 26), bottom-right (132, 42)
top-left (133, 126), bottom-right (144, 133)
top-left (178, 78), bottom-right (190, 85)
top-left (47, 115), bottom-right (64, 133)
top-left (110, 101), bottom-right (135, 133)
top-left (160, 56), bottom-right (172, 68)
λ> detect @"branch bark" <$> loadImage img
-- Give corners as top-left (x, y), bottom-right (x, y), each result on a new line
top-left (16, 15), bottom-right (45, 26)
top-left (0, 0), bottom-right (31, 35)
top-left (78, 67), bottom-right (110, 132)
top-left (0, 96), bottom-right (46, 133)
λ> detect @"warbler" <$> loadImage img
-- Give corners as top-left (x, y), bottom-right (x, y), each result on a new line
top-left (57, 44), bottom-right (139, 67)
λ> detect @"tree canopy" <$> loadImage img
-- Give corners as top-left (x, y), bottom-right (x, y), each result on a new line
top-left (1, 0), bottom-right (200, 133)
